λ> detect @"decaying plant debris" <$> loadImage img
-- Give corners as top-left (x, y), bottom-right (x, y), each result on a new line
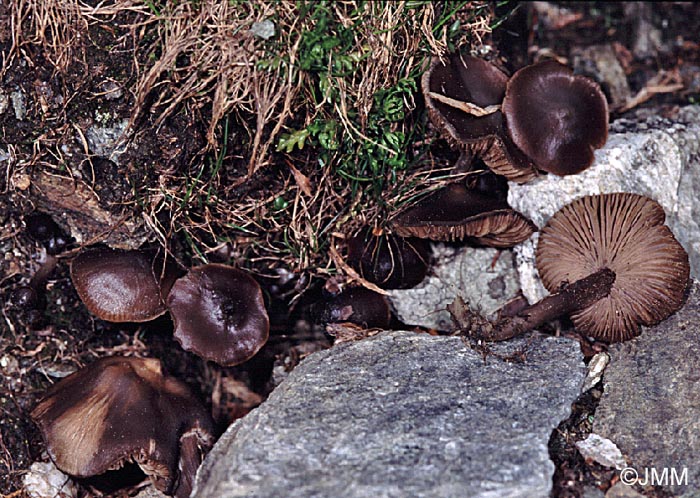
top-left (4, 0), bottom-right (494, 279)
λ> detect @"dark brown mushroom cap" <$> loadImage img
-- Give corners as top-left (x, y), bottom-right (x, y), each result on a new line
top-left (503, 60), bottom-right (609, 176)
top-left (422, 54), bottom-right (538, 183)
top-left (166, 263), bottom-right (270, 366)
top-left (70, 247), bottom-right (181, 322)
top-left (536, 193), bottom-right (690, 342)
top-left (30, 356), bottom-right (215, 498)
top-left (347, 228), bottom-right (430, 289)
top-left (310, 287), bottom-right (392, 330)
top-left (389, 181), bottom-right (536, 248)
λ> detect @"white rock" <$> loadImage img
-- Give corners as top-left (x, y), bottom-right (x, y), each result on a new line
top-left (575, 434), bottom-right (627, 470)
top-left (387, 243), bottom-right (521, 331)
top-left (23, 461), bottom-right (78, 498)
top-left (581, 352), bottom-right (610, 392)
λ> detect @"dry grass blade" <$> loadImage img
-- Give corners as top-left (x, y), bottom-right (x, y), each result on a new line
top-left (129, 1), bottom-right (301, 181)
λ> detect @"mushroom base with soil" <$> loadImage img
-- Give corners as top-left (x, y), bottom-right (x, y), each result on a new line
top-left (467, 267), bottom-right (616, 341)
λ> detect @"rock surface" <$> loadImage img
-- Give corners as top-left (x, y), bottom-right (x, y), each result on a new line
top-left (193, 330), bottom-right (585, 498)
top-left (593, 281), bottom-right (700, 496)
top-left (508, 105), bottom-right (700, 303)
top-left (387, 244), bottom-right (521, 331)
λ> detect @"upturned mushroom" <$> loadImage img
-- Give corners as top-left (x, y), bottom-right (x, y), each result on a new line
top-left (422, 53), bottom-right (539, 182)
top-left (502, 60), bottom-right (609, 176)
top-left (70, 246), bottom-right (181, 323)
top-left (30, 356), bottom-right (215, 498)
top-left (469, 193), bottom-right (689, 342)
top-left (165, 263), bottom-right (270, 366)
top-left (389, 173), bottom-right (536, 248)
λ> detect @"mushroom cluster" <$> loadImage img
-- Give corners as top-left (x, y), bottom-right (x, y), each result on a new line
top-left (29, 243), bottom-right (271, 496)
top-left (69, 247), bottom-right (270, 366)
top-left (422, 53), bottom-right (609, 181)
top-left (31, 356), bottom-right (215, 498)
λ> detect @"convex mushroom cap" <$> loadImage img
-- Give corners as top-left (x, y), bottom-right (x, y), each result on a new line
top-left (503, 60), bottom-right (609, 176)
top-left (166, 263), bottom-right (270, 366)
top-left (30, 356), bottom-right (215, 498)
top-left (310, 286), bottom-right (392, 330)
top-left (347, 227), bottom-right (430, 289)
top-left (390, 175), bottom-right (536, 248)
top-left (422, 53), bottom-right (539, 183)
top-left (70, 247), bottom-right (180, 322)
top-left (536, 192), bottom-right (689, 342)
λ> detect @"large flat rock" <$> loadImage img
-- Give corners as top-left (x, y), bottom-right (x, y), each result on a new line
top-left (193, 331), bottom-right (585, 498)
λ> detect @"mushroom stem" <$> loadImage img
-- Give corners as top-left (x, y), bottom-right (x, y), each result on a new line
top-left (31, 254), bottom-right (58, 294)
top-left (14, 254), bottom-right (59, 309)
top-left (476, 267), bottom-right (616, 341)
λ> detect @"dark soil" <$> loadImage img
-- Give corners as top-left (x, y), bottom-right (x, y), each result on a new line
top-left (1, 2), bottom-right (699, 497)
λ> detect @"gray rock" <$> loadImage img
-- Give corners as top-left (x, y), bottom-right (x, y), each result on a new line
top-left (133, 485), bottom-right (168, 498)
top-left (194, 331), bottom-right (585, 498)
top-left (251, 19), bottom-right (275, 40)
top-left (100, 80), bottom-right (123, 101)
top-left (509, 105), bottom-right (700, 303)
top-left (593, 280), bottom-right (700, 496)
top-left (11, 90), bottom-right (27, 120)
top-left (387, 244), bottom-right (521, 331)
top-left (605, 482), bottom-right (644, 498)
top-left (85, 119), bottom-right (130, 159)
top-left (571, 44), bottom-right (631, 111)
top-left (23, 461), bottom-right (78, 498)
top-left (0, 89), bottom-right (9, 115)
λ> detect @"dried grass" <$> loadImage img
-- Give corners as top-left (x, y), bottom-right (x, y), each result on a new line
top-left (8, 0), bottom-right (495, 279)
top-left (6, 0), bottom-right (149, 75)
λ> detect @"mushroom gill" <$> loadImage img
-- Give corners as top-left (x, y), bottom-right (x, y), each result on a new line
top-left (466, 193), bottom-right (689, 343)
top-left (390, 177), bottom-right (536, 248)
top-left (536, 192), bottom-right (689, 342)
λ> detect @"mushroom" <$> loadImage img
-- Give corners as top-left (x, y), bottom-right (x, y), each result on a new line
top-left (310, 286), bottom-right (392, 330)
top-left (502, 60), bottom-right (609, 175)
top-left (389, 175), bottom-right (536, 248)
top-left (30, 356), bottom-right (215, 498)
top-left (422, 53), bottom-right (539, 182)
top-left (25, 211), bottom-right (71, 256)
top-left (13, 212), bottom-right (71, 328)
top-left (347, 227), bottom-right (430, 289)
top-left (70, 246), bottom-right (181, 323)
top-left (165, 263), bottom-right (270, 366)
top-left (470, 193), bottom-right (689, 342)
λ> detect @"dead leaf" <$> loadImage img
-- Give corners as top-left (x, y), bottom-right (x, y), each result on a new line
top-left (287, 161), bottom-right (313, 197)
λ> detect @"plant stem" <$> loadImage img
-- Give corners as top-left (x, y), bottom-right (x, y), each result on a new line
top-left (476, 267), bottom-right (616, 341)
